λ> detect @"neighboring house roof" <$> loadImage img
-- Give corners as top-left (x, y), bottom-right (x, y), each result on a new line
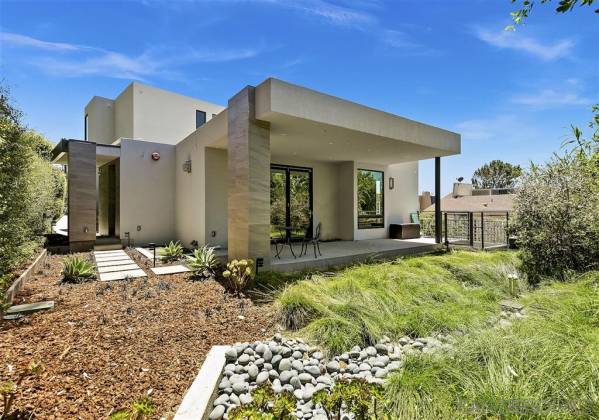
top-left (423, 193), bottom-right (514, 213)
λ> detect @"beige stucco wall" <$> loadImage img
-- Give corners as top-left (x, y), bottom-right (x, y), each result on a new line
top-left (85, 97), bottom-right (115, 144)
top-left (205, 148), bottom-right (228, 247)
top-left (337, 161), bottom-right (355, 241)
top-left (115, 85), bottom-right (134, 141)
top-left (119, 139), bottom-right (176, 246)
top-left (130, 82), bottom-right (225, 145)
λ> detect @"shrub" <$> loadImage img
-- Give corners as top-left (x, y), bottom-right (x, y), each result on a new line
top-left (0, 360), bottom-right (44, 420)
top-left (186, 245), bottom-right (219, 278)
top-left (222, 259), bottom-right (255, 296)
top-left (62, 256), bottom-right (96, 283)
top-left (0, 85), bottom-right (66, 298)
top-left (160, 241), bottom-right (183, 263)
top-left (511, 115), bottom-right (599, 284)
top-left (109, 397), bottom-right (154, 420)
top-left (229, 382), bottom-right (295, 419)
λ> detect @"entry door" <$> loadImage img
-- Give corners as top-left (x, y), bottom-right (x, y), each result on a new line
top-left (270, 164), bottom-right (313, 240)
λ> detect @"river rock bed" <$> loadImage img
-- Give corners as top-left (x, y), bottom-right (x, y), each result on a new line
top-left (208, 333), bottom-right (454, 419)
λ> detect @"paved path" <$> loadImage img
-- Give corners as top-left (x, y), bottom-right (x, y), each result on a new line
top-left (93, 250), bottom-right (147, 281)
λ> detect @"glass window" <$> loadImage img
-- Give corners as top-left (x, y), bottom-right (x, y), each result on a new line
top-left (84, 114), bottom-right (89, 141)
top-left (358, 169), bottom-right (384, 229)
top-left (196, 110), bottom-right (206, 128)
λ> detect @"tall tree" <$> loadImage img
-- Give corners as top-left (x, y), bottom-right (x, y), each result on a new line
top-left (471, 160), bottom-right (522, 189)
top-left (508, 0), bottom-right (597, 28)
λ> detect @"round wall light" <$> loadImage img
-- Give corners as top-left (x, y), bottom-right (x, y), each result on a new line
top-left (151, 152), bottom-right (160, 161)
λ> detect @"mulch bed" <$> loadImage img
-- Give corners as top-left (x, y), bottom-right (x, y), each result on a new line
top-left (0, 251), bottom-right (277, 419)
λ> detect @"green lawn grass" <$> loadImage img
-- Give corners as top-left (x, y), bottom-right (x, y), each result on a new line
top-left (386, 270), bottom-right (599, 418)
top-left (275, 250), bottom-right (522, 354)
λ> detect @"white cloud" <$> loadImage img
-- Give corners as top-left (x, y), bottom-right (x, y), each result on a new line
top-left (512, 89), bottom-right (591, 108)
top-left (2, 31), bottom-right (262, 80)
top-left (0, 32), bottom-right (92, 52)
top-left (474, 27), bottom-right (574, 61)
top-left (454, 115), bottom-right (538, 142)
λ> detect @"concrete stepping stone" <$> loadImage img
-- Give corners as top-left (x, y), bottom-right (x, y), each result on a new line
top-left (99, 269), bottom-right (147, 282)
top-left (500, 300), bottom-right (524, 312)
top-left (94, 250), bottom-right (127, 256)
top-left (5, 300), bottom-right (54, 315)
top-left (2, 313), bottom-right (24, 321)
top-left (94, 255), bottom-right (131, 262)
top-left (98, 263), bottom-right (140, 273)
top-left (150, 265), bottom-right (190, 275)
top-left (135, 247), bottom-right (154, 259)
top-left (96, 259), bottom-right (138, 268)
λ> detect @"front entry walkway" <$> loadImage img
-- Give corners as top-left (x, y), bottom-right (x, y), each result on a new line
top-left (94, 250), bottom-right (147, 281)
top-left (270, 238), bottom-right (440, 272)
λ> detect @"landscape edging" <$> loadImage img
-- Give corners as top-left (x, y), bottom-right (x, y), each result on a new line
top-left (4, 249), bottom-right (48, 305)
top-left (174, 345), bottom-right (231, 420)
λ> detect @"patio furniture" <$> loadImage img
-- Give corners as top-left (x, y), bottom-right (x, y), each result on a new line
top-left (300, 222), bottom-right (322, 258)
top-left (389, 223), bottom-right (420, 239)
top-left (273, 226), bottom-right (297, 259)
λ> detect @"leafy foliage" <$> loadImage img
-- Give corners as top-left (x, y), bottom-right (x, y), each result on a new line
top-left (61, 256), bottom-right (96, 283)
top-left (511, 107), bottom-right (599, 284)
top-left (109, 397), bottom-right (154, 420)
top-left (313, 378), bottom-right (386, 419)
top-left (229, 382), bottom-right (296, 419)
top-left (222, 259), bottom-right (255, 296)
top-left (471, 160), bottom-right (522, 189)
top-left (0, 84), bottom-right (66, 297)
top-left (186, 245), bottom-right (219, 278)
top-left (0, 361), bottom-right (44, 420)
top-left (508, 0), bottom-right (597, 28)
top-left (160, 241), bottom-right (183, 263)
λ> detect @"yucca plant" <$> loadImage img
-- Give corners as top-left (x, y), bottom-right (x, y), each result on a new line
top-left (222, 259), bottom-right (255, 296)
top-left (187, 245), bottom-right (219, 279)
top-left (160, 241), bottom-right (183, 263)
top-left (62, 256), bottom-right (96, 283)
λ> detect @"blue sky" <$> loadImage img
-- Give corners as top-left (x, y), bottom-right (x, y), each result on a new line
top-left (1, 0), bottom-right (597, 194)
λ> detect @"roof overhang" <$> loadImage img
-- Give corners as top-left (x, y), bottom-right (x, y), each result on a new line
top-left (255, 78), bottom-right (460, 165)
top-left (51, 139), bottom-right (120, 165)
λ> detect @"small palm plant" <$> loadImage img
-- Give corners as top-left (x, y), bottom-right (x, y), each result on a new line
top-left (187, 245), bottom-right (219, 279)
top-left (62, 256), bottom-right (96, 283)
top-left (160, 241), bottom-right (183, 263)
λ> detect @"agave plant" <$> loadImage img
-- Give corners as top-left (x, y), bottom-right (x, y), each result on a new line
top-left (62, 256), bottom-right (96, 283)
top-left (160, 241), bottom-right (183, 263)
top-left (187, 245), bottom-right (219, 279)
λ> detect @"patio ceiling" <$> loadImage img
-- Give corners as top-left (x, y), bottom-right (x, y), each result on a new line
top-left (51, 139), bottom-right (120, 166)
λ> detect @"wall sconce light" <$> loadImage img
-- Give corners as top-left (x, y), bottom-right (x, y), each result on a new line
top-left (182, 159), bottom-right (192, 173)
top-left (389, 177), bottom-right (395, 190)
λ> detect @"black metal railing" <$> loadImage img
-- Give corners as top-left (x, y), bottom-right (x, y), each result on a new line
top-left (420, 211), bottom-right (510, 250)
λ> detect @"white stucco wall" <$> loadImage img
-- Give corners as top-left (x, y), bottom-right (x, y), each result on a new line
top-left (115, 86), bottom-right (134, 141)
top-left (85, 97), bottom-right (114, 144)
top-left (119, 139), bottom-right (176, 246)
top-left (130, 83), bottom-right (225, 145)
top-left (205, 148), bottom-right (228, 248)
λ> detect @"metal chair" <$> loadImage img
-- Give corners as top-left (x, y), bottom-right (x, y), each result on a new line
top-left (300, 222), bottom-right (322, 258)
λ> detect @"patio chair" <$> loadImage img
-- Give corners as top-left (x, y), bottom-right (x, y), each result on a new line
top-left (300, 222), bottom-right (322, 258)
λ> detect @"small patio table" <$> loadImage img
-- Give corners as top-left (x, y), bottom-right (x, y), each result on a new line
top-left (273, 226), bottom-right (297, 259)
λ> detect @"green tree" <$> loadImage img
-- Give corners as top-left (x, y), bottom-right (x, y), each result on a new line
top-left (471, 160), bottom-right (522, 189)
top-left (0, 84), bottom-right (66, 294)
top-left (508, 0), bottom-right (597, 28)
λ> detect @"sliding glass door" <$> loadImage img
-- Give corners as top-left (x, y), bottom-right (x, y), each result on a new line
top-left (270, 164), bottom-right (313, 241)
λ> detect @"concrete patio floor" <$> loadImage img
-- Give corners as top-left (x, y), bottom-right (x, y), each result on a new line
top-left (269, 238), bottom-right (441, 272)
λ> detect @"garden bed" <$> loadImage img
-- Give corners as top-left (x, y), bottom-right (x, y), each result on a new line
top-left (0, 253), bottom-right (276, 418)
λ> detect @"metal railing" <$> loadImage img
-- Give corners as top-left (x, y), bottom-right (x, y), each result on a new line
top-left (420, 211), bottom-right (510, 250)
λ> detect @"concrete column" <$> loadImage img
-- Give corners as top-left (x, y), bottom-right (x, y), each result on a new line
top-left (227, 86), bottom-right (271, 266)
top-left (68, 141), bottom-right (97, 251)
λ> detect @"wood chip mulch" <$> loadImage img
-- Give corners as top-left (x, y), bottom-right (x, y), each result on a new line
top-left (0, 250), bottom-right (277, 419)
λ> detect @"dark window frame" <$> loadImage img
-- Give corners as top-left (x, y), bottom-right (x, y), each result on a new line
top-left (84, 114), bottom-right (89, 141)
top-left (357, 168), bottom-right (385, 229)
top-left (196, 110), bottom-right (207, 128)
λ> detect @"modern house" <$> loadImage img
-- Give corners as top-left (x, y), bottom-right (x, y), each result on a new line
top-left (52, 79), bottom-right (461, 270)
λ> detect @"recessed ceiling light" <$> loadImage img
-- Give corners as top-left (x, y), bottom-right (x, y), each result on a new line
top-left (328, 141), bottom-right (334, 145)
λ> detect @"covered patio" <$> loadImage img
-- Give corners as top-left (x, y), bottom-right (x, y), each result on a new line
top-left (269, 238), bottom-right (440, 272)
